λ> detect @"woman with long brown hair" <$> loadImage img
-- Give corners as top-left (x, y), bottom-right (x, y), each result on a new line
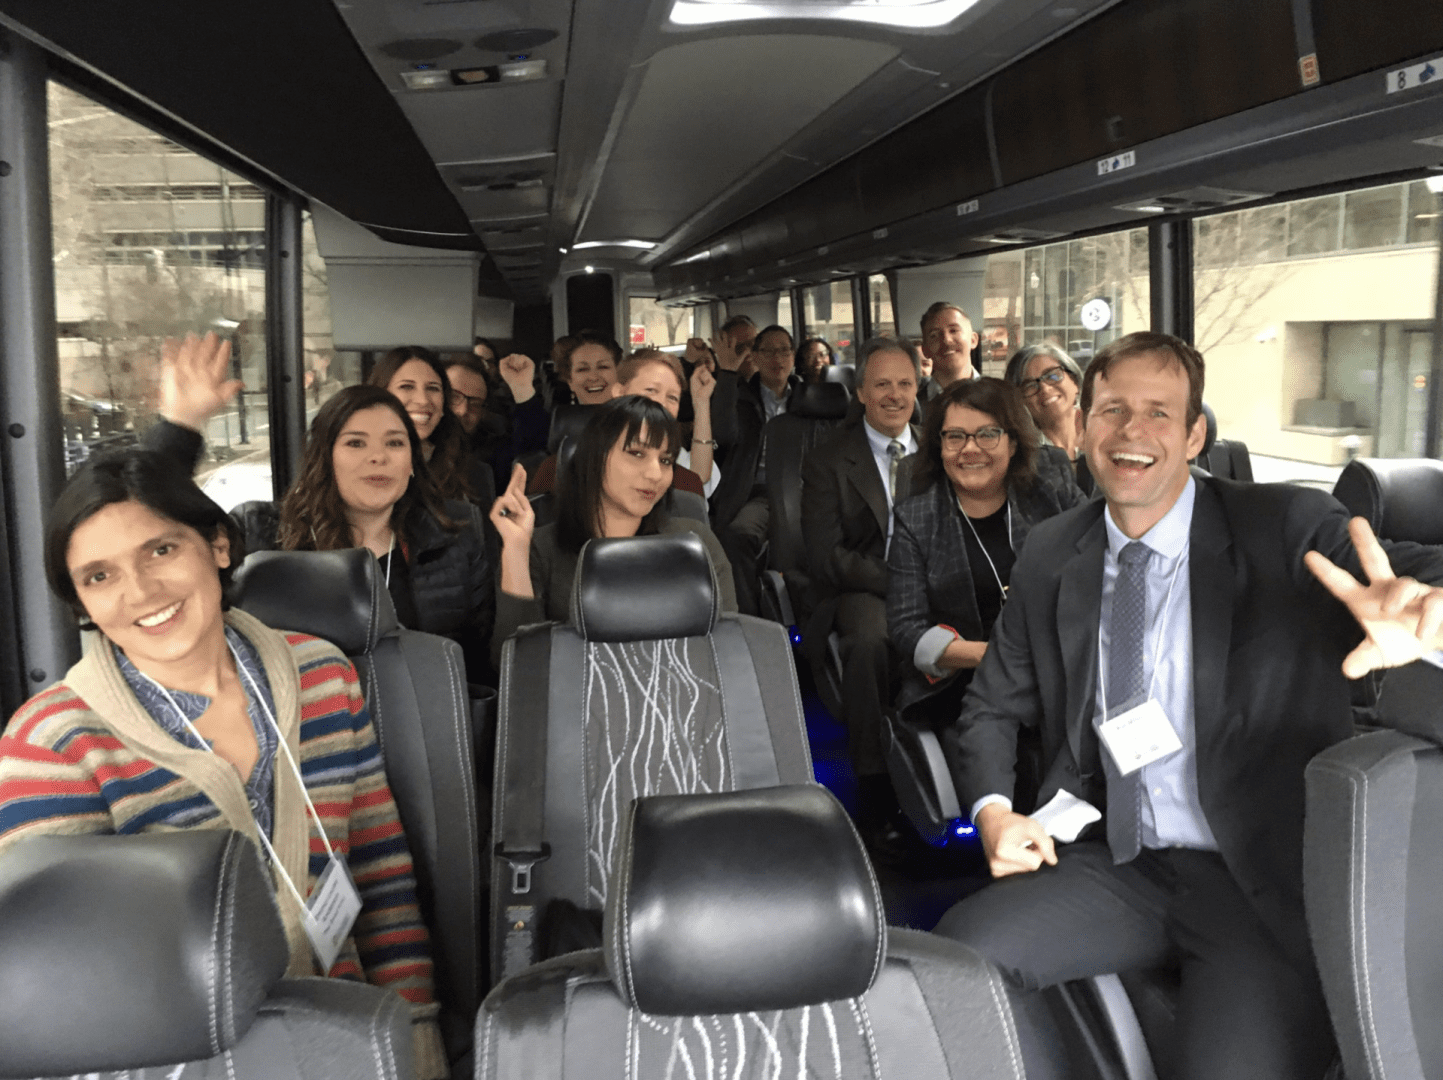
top-left (368, 345), bottom-right (495, 507)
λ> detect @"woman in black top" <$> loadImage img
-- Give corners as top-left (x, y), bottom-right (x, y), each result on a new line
top-left (887, 378), bottom-right (1085, 726)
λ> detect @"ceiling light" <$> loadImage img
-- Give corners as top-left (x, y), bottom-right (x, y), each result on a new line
top-left (558, 246), bottom-right (568, 254)
top-left (669, 0), bottom-right (984, 29)
top-left (400, 69), bottom-right (451, 90)
top-left (585, 265), bottom-right (595, 274)
top-left (571, 239), bottom-right (657, 250)
top-left (1427, 176), bottom-right (1443, 194)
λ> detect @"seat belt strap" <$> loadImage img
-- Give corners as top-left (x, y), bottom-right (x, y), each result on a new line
top-left (711, 618), bottom-right (782, 790)
top-left (495, 628), bottom-right (552, 979)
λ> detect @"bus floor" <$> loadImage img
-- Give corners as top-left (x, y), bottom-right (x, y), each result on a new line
top-left (796, 663), bottom-right (992, 932)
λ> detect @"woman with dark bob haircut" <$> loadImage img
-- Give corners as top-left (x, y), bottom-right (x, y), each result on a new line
top-left (888, 377), bottom-right (1085, 727)
top-left (3, 448), bottom-right (447, 1077)
top-left (488, 394), bottom-right (736, 663)
top-left (144, 334), bottom-right (493, 681)
top-left (368, 345), bottom-right (494, 507)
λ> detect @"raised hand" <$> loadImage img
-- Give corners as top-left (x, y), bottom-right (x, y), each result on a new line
top-left (159, 331), bottom-right (240, 432)
top-left (711, 328), bottom-right (742, 373)
top-left (684, 337), bottom-right (714, 372)
top-left (1305, 516), bottom-right (1443, 677)
top-left (489, 462), bottom-right (535, 549)
top-left (689, 362), bottom-right (716, 405)
top-left (498, 354), bottom-right (537, 404)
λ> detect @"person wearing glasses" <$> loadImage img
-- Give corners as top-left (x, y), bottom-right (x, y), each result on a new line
top-left (888, 378), bottom-right (1084, 729)
top-left (1004, 344), bottom-right (1086, 464)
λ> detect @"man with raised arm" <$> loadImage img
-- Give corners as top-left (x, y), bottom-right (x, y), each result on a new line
top-left (934, 331), bottom-right (1443, 1080)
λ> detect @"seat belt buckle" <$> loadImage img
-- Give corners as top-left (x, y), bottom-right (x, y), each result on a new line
top-left (496, 842), bottom-right (550, 895)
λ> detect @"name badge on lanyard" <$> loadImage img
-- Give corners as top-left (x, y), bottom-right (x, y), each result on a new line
top-left (1093, 694), bottom-right (1183, 776)
top-left (142, 641), bottom-right (364, 972)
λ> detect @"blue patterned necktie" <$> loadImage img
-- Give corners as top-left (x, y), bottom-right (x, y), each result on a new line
top-left (1105, 540), bottom-right (1150, 864)
top-left (887, 439), bottom-right (904, 498)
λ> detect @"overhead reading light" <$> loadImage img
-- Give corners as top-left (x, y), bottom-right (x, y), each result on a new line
top-left (570, 239), bottom-right (657, 250)
top-left (668, 0), bottom-right (984, 29)
top-left (1427, 175), bottom-right (1443, 194)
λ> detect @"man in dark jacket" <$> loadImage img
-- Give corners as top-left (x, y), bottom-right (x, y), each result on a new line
top-left (800, 338), bottom-right (921, 843)
top-left (933, 331), bottom-right (1443, 1079)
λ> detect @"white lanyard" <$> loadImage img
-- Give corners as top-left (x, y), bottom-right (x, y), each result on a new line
top-left (383, 529), bottom-right (394, 587)
top-left (960, 499), bottom-right (1013, 600)
top-left (138, 642), bottom-right (335, 913)
top-left (1096, 543), bottom-right (1188, 722)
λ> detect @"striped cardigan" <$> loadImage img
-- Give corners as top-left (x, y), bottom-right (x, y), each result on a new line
top-left (0, 609), bottom-right (444, 1076)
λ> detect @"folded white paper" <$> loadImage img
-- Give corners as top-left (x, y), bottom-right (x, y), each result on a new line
top-left (1031, 789), bottom-right (1103, 844)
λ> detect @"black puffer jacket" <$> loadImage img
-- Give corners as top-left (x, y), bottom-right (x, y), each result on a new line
top-left (145, 420), bottom-right (494, 681)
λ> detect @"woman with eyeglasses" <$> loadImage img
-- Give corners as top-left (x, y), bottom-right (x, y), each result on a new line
top-left (1004, 343), bottom-right (1086, 465)
top-left (887, 378), bottom-right (1084, 726)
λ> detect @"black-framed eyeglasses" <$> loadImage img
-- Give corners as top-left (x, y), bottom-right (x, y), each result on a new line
top-left (449, 390), bottom-right (486, 411)
top-left (1020, 367), bottom-right (1069, 397)
top-left (941, 426), bottom-right (1007, 450)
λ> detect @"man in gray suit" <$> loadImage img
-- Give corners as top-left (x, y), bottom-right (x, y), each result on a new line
top-left (801, 338), bottom-right (921, 842)
top-left (935, 331), bottom-right (1443, 1079)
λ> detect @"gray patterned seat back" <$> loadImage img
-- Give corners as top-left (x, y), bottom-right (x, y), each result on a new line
top-left (0, 831), bottom-right (412, 1080)
top-left (477, 787), bottom-right (1025, 1080)
top-left (491, 534), bottom-right (812, 979)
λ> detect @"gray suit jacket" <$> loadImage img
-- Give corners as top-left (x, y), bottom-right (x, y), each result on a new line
top-left (948, 476), bottom-right (1443, 965)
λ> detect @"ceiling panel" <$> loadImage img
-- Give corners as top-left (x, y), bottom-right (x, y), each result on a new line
top-left (579, 33), bottom-right (899, 243)
top-left (400, 81), bottom-right (563, 164)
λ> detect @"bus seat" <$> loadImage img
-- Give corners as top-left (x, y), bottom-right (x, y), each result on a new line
top-left (1331, 457), bottom-right (1443, 544)
top-left (761, 381), bottom-right (852, 628)
top-left (490, 532), bottom-right (813, 984)
top-left (230, 548), bottom-right (483, 1072)
top-left (546, 402), bottom-right (596, 455)
top-left (1192, 402), bottom-right (1254, 482)
top-left (0, 830), bottom-right (412, 1080)
top-left (1305, 663), bottom-right (1443, 1080)
top-left (824, 362), bottom-right (857, 390)
top-left (478, 785), bottom-right (1025, 1080)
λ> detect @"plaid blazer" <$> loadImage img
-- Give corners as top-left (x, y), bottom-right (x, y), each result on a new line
top-left (887, 446), bottom-right (1086, 714)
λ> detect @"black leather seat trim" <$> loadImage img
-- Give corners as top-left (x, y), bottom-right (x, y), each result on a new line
top-left (231, 548), bottom-right (395, 655)
top-left (603, 785), bottom-right (884, 1016)
top-left (1333, 457), bottom-right (1443, 545)
top-left (570, 534), bottom-right (719, 643)
top-left (788, 381), bottom-right (851, 419)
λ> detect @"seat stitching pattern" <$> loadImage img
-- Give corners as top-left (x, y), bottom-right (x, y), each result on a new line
top-left (367, 989), bottom-right (395, 1080)
top-left (851, 998), bottom-right (881, 1079)
top-left (368, 569), bottom-right (380, 651)
top-left (478, 1009), bottom-right (496, 1080)
top-left (205, 832), bottom-right (230, 1055)
top-left (441, 643), bottom-right (479, 998)
top-left (224, 1046), bottom-right (237, 1080)
top-left (983, 961), bottom-right (1026, 1080)
top-left (1314, 757), bottom-right (1386, 1079)
top-left (618, 801), bottom-right (638, 1006)
top-left (218, 831), bottom-right (238, 1048)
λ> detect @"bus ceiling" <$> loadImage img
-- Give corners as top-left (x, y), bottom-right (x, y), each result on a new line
top-left (0, 0), bottom-right (1440, 305)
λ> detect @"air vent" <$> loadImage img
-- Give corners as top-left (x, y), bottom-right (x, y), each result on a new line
top-left (379, 38), bottom-right (463, 61)
top-left (971, 228), bottom-right (1067, 244)
top-left (1116, 187), bottom-right (1268, 214)
top-left (456, 171), bottom-right (547, 192)
top-left (474, 28), bottom-right (558, 52)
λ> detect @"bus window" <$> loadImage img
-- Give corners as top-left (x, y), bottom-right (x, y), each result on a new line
top-left (866, 274), bottom-right (895, 340)
top-left (49, 82), bottom-right (269, 500)
top-left (627, 295), bottom-right (693, 349)
top-left (1192, 179), bottom-right (1442, 484)
top-left (801, 281), bottom-right (856, 363)
top-left (1016, 227), bottom-right (1151, 373)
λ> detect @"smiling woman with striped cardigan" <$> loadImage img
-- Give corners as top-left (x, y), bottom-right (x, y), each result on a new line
top-left (0, 447), bottom-right (445, 1079)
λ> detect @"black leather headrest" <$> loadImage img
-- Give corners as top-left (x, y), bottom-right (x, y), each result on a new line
top-left (547, 403), bottom-right (596, 454)
top-left (787, 380), bottom-right (851, 419)
top-left (1198, 401), bottom-right (1218, 459)
top-left (1333, 458), bottom-right (1443, 544)
top-left (822, 363), bottom-right (856, 390)
top-left (0, 831), bottom-right (286, 1077)
top-left (232, 548), bottom-right (397, 655)
top-left (604, 785), bottom-right (885, 1016)
top-left (571, 533), bottom-right (718, 642)
top-left (556, 434), bottom-right (578, 481)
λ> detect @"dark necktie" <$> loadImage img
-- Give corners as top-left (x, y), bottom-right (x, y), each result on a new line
top-left (1106, 540), bottom-right (1150, 864)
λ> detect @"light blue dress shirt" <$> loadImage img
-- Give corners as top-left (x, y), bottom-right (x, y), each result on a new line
top-left (1097, 476), bottom-right (1218, 850)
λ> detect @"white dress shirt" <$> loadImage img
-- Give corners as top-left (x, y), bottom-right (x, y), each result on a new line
top-left (862, 418), bottom-right (916, 553)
